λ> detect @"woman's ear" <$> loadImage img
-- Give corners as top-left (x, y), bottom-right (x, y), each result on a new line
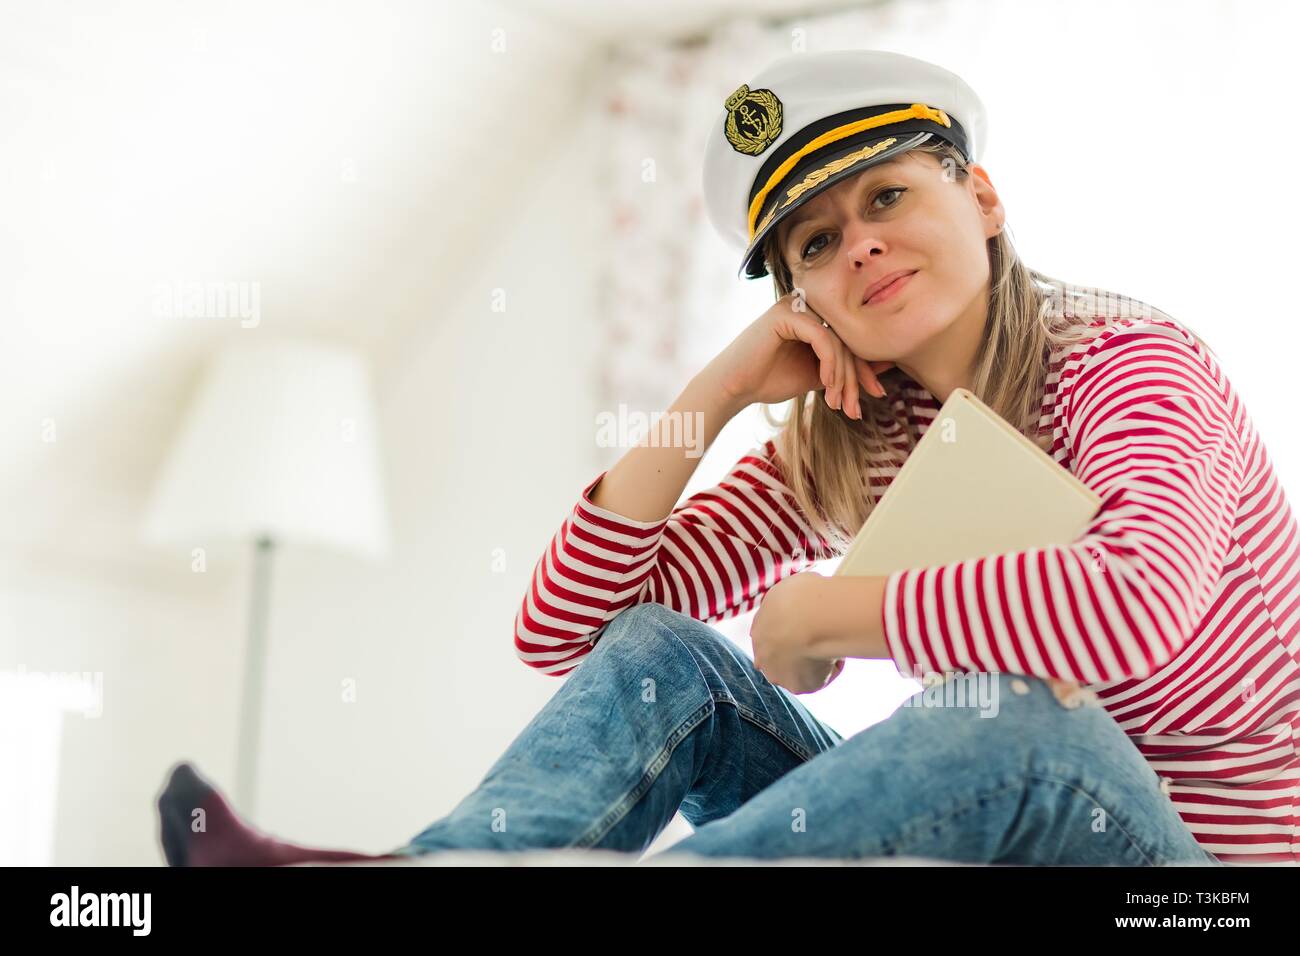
top-left (967, 163), bottom-right (1005, 239)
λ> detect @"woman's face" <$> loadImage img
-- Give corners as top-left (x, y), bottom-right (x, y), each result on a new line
top-left (773, 150), bottom-right (1005, 366)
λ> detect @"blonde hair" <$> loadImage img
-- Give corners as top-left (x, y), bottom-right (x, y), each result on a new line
top-left (758, 138), bottom-right (1213, 557)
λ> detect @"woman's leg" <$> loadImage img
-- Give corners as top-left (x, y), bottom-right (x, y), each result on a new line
top-left (658, 673), bottom-right (1221, 866)
top-left (158, 602), bottom-right (836, 866)
top-left (157, 762), bottom-right (406, 866)
top-left (390, 601), bottom-right (843, 857)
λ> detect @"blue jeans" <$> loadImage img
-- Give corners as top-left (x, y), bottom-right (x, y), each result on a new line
top-left (394, 602), bottom-right (1221, 865)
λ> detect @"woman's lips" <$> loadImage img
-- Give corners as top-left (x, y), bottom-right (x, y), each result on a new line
top-left (864, 270), bottom-right (916, 306)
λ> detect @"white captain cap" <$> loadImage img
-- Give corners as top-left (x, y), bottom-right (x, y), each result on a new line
top-left (701, 49), bottom-right (989, 280)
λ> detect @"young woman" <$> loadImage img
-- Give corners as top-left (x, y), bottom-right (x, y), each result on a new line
top-left (157, 51), bottom-right (1298, 867)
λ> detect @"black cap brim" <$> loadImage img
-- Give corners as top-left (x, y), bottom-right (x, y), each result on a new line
top-left (737, 130), bottom-right (934, 280)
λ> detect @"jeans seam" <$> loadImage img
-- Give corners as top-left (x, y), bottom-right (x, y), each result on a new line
top-left (878, 774), bottom-right (1161, 865)
top-left (649, 606), bottom-right (821, 764)
top-left (682, 696), bottom-right (751, 814)
top-left (732, 701), bottom-right (818, 763)
top-left (570, 607), bottom-right (717, 849)
top-left (569, 698), bottom-right (715, 849)
top-left (1022, 772), bottom-right (1159, 865)
top-left (738, 708), bottom-right (816, 763)
top-left (570, 607), bottom-right (817, 849)
top-left (878, 780), bottom-right (1024, 860)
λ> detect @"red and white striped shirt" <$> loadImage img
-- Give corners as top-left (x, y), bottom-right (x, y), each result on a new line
top-left (515, 302), bottom-right (1300, 865)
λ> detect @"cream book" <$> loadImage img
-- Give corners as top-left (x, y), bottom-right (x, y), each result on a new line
top-left (834, 387), bottom-right (1102, 578)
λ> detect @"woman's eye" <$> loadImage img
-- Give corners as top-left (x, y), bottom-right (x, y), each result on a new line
top-left (874, 186), bottom-right (906, 209)
top-left (800, 233), bottom-right (830, 260)
top-left (798, 187), bottom-right (907, 262)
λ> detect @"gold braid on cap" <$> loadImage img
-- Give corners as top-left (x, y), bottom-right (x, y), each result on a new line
top-left (747, 103), bottom-right (951, 241)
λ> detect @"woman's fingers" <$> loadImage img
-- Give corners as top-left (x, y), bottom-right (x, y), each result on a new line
top-left (777, 295), bottom-right (831, 390)
top-left (854, 356), bottom-right (886, 400)
top-left (819, 325), bottom-right (873, 417)
top-left (1046, 677), bottom-right (1101, 710)
top-left (825, 324), bottom-right (851, 415)
top-left (828, 341), bottom-right (845, 412)
top-left (840, 340), bottom-right (862, 419)
top-left (788, 308), bottom-right (887, 415)
top-left (790, 310), bottom-right (840, 400)
top-left (818, 319), bottom-right (842, 411)
top-left (818, 335), bottom-right (862, 419)
top-left (819, 338), bottom-right (836, 392)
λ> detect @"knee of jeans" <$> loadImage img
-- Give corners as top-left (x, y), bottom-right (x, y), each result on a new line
top-left (600, 602), bottom-right (746, 680)
top-left (597, 602), bottom-right (711, 660)
top-left (603, 601), bottom-right (676, 639)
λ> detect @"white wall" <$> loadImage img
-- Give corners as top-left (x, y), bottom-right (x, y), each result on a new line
top-left (1, 554), bottom-right (244, 865)
top-left (252, 81), bottom-right (626, 853)
top-left (0, 0), bottom-right (623, 865)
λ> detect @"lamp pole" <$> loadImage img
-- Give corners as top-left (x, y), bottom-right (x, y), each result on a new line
top-left (234, 534), bottom-right (275, 817)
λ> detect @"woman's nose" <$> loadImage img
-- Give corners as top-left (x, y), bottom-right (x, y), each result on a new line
top-left (841, 222), bottom-right (885, 268)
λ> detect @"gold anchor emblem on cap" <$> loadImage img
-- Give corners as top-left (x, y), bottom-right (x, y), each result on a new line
top-left (723, 84), bottom-right (783, 156)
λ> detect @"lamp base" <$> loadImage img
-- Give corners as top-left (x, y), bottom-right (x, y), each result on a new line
top-left (233, 535), bottom-right (274, 817)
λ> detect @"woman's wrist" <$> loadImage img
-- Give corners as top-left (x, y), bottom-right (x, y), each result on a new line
top-left (810, 573), bottom-right (891, 660)
top-left (687, 365), bottom-right (751, 422)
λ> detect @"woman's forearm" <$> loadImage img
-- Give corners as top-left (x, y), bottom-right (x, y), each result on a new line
top-left (587, 371), bottom-right (748, 523)
top-left (811, 574), bottom-right (892, 661)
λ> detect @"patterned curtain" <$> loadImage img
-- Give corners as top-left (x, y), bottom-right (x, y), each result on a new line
top-left (589, 1), bottom-right (982, 473)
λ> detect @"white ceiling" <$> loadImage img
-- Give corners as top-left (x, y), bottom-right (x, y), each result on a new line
top-left (500, 0), bottom-right (876, 41)
top-left (0, 1), bottom-right (577, 577)
top-left (0, 0), bottom-right (877, 579)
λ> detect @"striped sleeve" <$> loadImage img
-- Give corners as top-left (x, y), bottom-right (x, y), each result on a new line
top-left (514, 439), bottom-right (833, 676)
top-left (882, 322), bottom-right (1245, 684)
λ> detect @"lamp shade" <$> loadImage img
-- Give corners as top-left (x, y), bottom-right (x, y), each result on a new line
top-left (143, 339), bottom-right (391, 559)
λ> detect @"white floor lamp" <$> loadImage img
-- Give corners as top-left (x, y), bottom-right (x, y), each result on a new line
top-left (142, 339), bottom-right (391, 817)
